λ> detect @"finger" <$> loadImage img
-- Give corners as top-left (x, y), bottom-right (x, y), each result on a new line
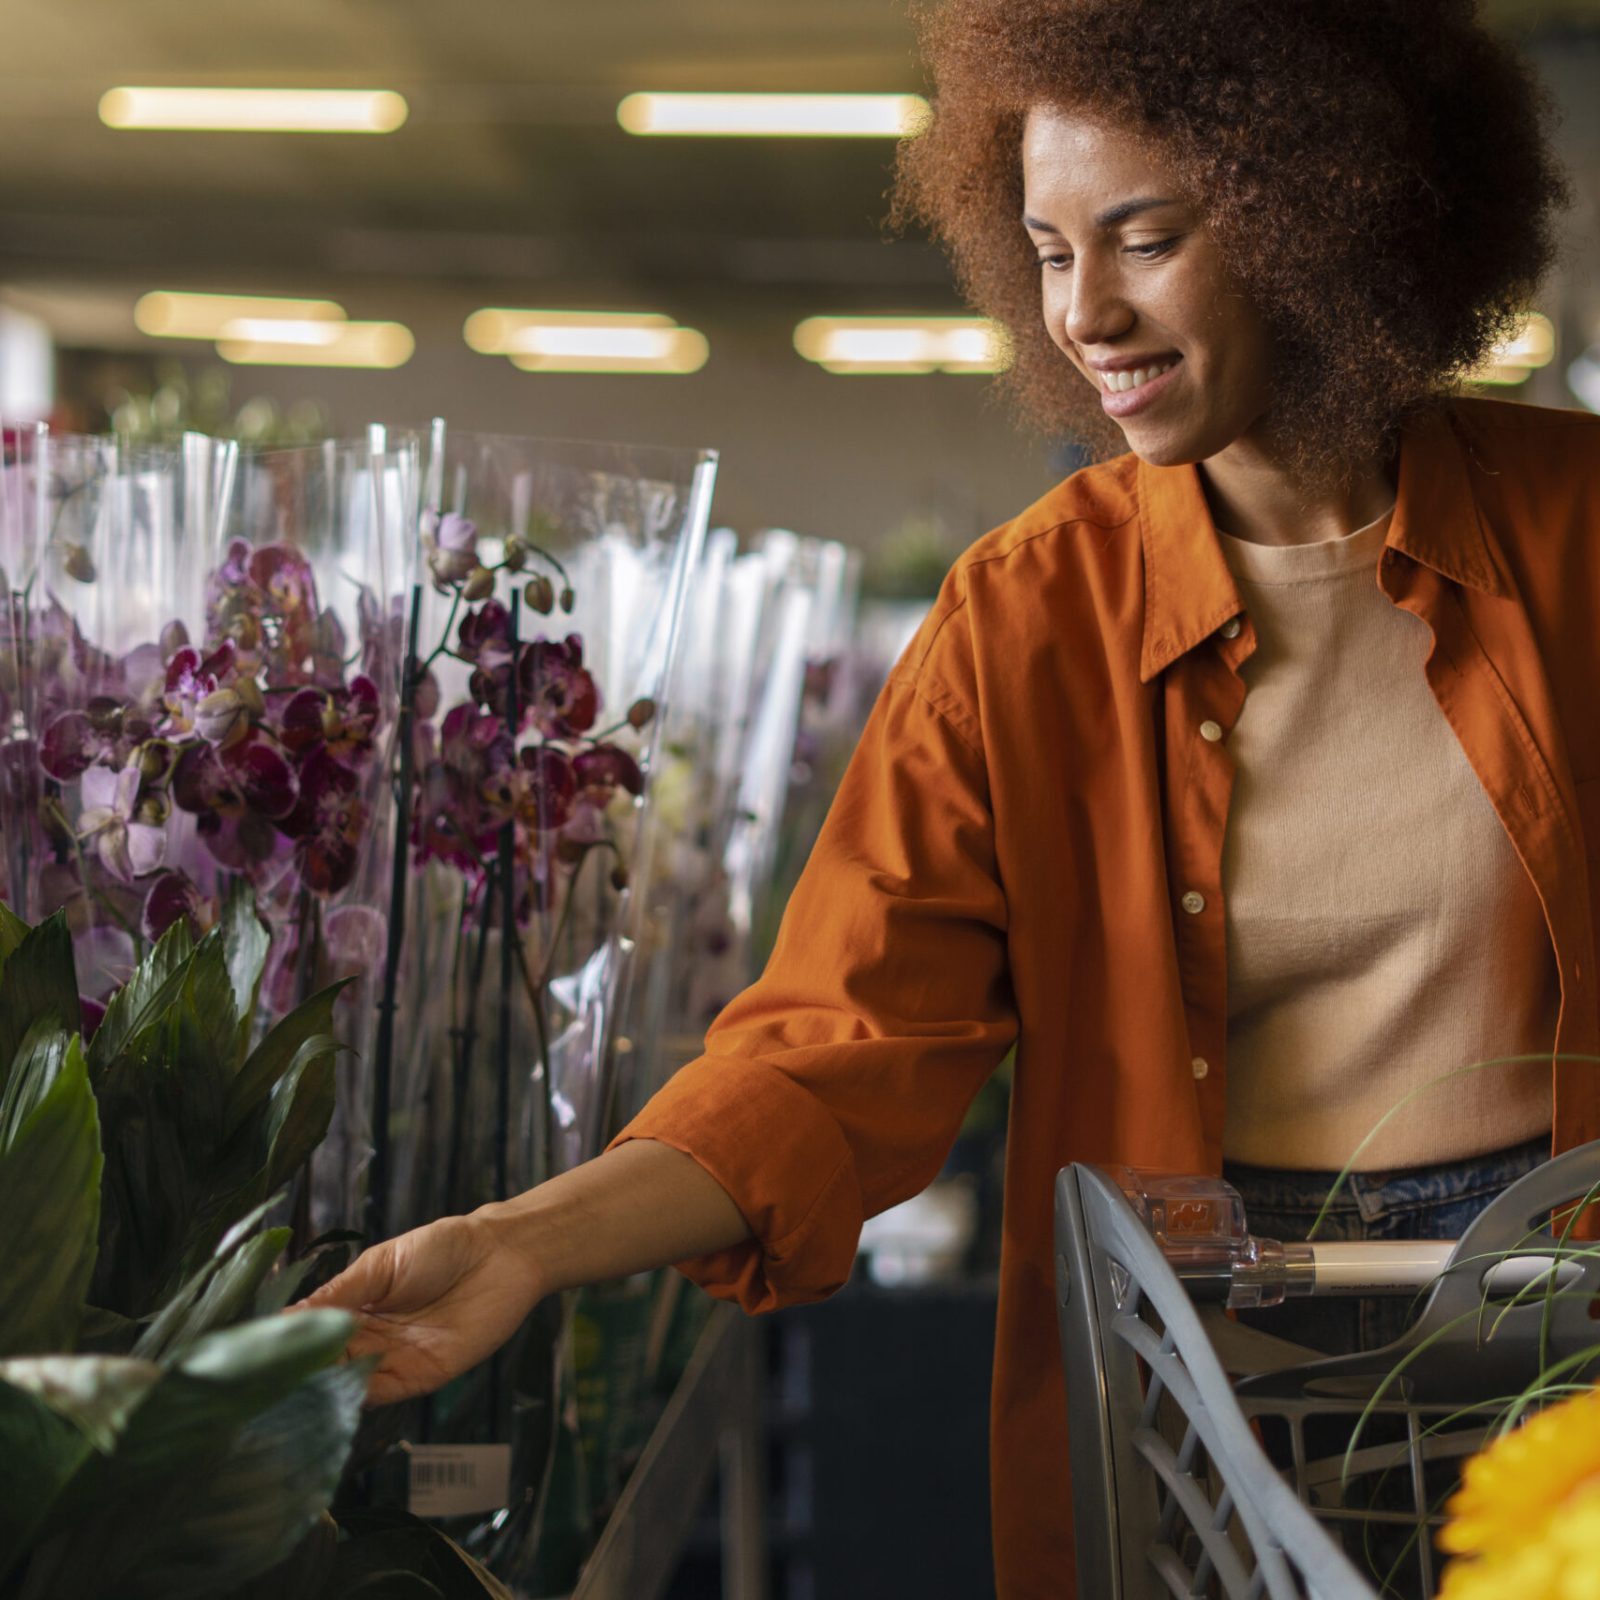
top-left (301, 1241), bottom-right (398, 1312)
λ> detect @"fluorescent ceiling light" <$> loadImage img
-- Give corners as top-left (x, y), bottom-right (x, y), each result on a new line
top-left (218, 318), bottom-right (345, 347)
top-left (100, 87), bottom-right (407, 134)
top-left (464, 307), bottom-right (673, 356)
top-left (793, 316), bottom-right (1009, 373)
top-left (1469, 366), bottom-right (1534, 388)
top-left (137, 291), bottom-right (345, 340)
top-left (509, 326), bottom-right (684, 361)
top-left (217, 321), bottom-right (414, 368)
top-left (1465, 312), bottom-right (1554, 386)
top-left (510, 327), bottom-right (709, 374)
top-left (617, 93), bottom-right (928, 138)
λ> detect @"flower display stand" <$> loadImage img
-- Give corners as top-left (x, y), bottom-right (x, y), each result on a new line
top-left (570, 1304), bottom-right (767, 1600)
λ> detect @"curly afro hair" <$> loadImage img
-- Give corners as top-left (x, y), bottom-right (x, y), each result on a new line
top-left (891, 0), bottom-right (1572, 483)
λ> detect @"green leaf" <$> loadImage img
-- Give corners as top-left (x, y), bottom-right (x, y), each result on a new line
top-left (0, 913), bottom-right (80, 1102)
top-left (0, 1036), bottom-right (102, 1357)
top-left (0, 1354), bottom-right (161, 1455)
top-left (75, 1305), bottom-right (145, 1355)
top-left (0, 899), bottom-right (30, 966)
top-left (175, 934), bottom-right (242, 1132)
top-left (135, 1228), bottom-right (292, 1363)
top-left (117, 1363), bottom-right (367, 1600)
top-left (265, 1040), bottom-right (339, 1195)
top-left (220, 879), bottom-right (271, 1058)
top-left (86, 919), bottom-right (194, 1081)
top-left (128, 1200), bottom-right (282, 1361)
top-left (92, 1053), bottom-right (205, 1319)
top-left (219, 1511), bottom-right (337, 1600)
top-left (326, 1510), bottom-right (516, 1599)
top-left (255, 1232), bottom-right (364, 1317)
top-left (225, 981), bottom-right (350, 1138)
top-left (19, 1311), bottom-right (358, 1600)
top-left (0, 1022), bottom-right (71, 1152)
top-left (175, 1308), bottom-right (353, 1395)
top-left (0, 1376), bottom-right (92, 1583)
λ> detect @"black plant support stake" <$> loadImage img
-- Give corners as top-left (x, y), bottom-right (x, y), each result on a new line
top-left (496, 588), bottom-right (520, 1206)
top-left (486, 588), bottom-right (521, 1438)
top-left (369, 580), bottom-right (423, 1245)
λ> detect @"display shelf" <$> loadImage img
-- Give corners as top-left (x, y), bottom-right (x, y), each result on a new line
top-left (570, 1302), bottom-right (767, 1600)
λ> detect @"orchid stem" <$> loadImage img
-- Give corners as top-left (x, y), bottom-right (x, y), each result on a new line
top-left (417, 586), bottom-right (463, 678)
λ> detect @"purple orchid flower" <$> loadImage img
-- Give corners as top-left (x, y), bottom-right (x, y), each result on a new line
top-left (38, 696), bottom-right (157, 782)
top-left (282, 746), bottom-right (367, 894)
top-left (422, 509), bottom-right (479, 590)
top-left (572, 743), bottom-right (644, 801)
top-left (172, 733), bottom-right (298, 821)
top-left (162, 638), bottom-right (240, 735)
top-left (518, 634), bottom-right (599, 739)
top-left (409, 704), bottom-right (514, 873)
top-left (192, 688), bottom-right (251, 748)
top-left (261, 902), bottom-right (387, 1017)
top-left (513, 745), bottom-right (577, 835)
top-left (457, 600), bottom-right (515, 669)
top-left (77, 763), bottom-right (166, 884)
top-left (140, 868), bottom-right (214, 943)
top-left (248, 542), bottom-right (320, 621)
top-left (277, 676), bottom-right (380, 764)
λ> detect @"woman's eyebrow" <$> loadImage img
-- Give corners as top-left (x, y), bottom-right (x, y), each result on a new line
top-left (1021, 196), bottom-right (1182, 233)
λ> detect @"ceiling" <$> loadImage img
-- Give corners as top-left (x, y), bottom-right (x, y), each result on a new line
top-left (1, 0), bottom-right (1598, 327)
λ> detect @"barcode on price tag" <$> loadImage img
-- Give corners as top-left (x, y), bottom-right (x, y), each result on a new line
top-left (407, 1444), bottom-right (513, 1518)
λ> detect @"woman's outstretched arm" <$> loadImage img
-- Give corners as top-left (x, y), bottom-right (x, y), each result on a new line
top-left (300, 1139), bottom-right (750, 1405)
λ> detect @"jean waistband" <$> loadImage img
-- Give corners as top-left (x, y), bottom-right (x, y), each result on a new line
top-left (1221, 1131), bottom-right (1551, 1219)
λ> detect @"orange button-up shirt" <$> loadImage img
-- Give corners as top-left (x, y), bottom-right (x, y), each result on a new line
top-left (612, 394), bottom-right (1600, 1597)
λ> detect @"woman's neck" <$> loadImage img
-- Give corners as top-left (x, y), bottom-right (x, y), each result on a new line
top-left (1196, 437), bottom-right (1399, 548)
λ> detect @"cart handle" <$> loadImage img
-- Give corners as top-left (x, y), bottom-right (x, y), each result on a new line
top-left (1102, 1166), bottom-right (1587, 1309)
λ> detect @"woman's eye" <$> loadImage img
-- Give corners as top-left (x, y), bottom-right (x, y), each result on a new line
top-left (1127, 236), bottom-right (1181, 260)
top-left (1038, 254), bottom-right (1072, 272)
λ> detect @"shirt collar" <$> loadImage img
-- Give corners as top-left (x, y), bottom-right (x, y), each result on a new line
top-left (1135, 401), bottom-right (1511, 684)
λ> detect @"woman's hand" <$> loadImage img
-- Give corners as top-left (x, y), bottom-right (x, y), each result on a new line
top-left (299, 1141), bottom-right (751, 1406)
top-left (298, 1211), bottom-right (544, 1406)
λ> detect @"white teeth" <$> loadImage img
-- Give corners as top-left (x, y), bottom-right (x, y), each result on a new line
top-left (1104, 359), bottom-right (1175, 393)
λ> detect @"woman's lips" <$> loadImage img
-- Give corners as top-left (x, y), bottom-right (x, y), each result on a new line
top-left (1098, 357), bottom-right (1183, 419)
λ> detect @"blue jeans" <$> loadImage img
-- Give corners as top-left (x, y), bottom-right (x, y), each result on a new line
top-left (1224, 1133), bottom-right (1551, 1353)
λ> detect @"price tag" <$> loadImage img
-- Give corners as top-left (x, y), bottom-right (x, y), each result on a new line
top-left (407, 1443), bottom-right (513, 1518)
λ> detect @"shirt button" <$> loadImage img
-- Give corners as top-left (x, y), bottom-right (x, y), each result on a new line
top-left (1192, 1057), bottom-right (1210, 1080)
top-left (1200, 720), bottom-right (1224, 742)
top-left (1220, 618), bottom-right (1242, 639)
top-left (1181, 891), bottom-right (1206, 915)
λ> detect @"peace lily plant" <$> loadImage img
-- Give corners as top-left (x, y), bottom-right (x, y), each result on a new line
top-left (0, 889), bottom-right (506, 1600)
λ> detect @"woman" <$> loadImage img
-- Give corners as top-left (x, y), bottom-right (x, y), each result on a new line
top-left (309, 2), bottom-right (1600, 1593)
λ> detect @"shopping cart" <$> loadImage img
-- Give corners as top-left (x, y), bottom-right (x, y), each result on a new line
top-left (1055, 1141), bottom-right (1600, 1599)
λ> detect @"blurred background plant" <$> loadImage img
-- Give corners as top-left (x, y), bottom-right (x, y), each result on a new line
top-left (859, 510), bottom-right (965, 602)
top-left (100, 358), bottom-right (329, 448)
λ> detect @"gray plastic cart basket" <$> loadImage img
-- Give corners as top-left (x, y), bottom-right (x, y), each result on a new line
top-left (1055, 1142), bottom-right (1600, 1599)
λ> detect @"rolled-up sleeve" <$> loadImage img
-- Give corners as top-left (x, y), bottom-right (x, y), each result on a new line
top-left (607, 598), bottom-right (1018, 1313)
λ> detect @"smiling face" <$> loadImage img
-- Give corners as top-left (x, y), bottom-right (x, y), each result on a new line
top-left (1021, 105), bottom-right (1277, 469)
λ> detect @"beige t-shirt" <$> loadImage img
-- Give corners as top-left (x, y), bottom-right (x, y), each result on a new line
top-left (1217, 506), bottom-right (1556, 1171)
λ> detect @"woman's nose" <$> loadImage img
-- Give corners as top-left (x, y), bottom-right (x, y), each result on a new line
top-left (1061, 256), bottom-right (1135, 349)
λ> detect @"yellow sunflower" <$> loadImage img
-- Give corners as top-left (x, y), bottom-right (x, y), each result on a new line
top-left (1439, 1386), bottom-right (1600, 1600)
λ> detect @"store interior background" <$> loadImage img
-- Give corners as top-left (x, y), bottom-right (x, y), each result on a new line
top-left (2, 2), bottom-right (1598, 1596)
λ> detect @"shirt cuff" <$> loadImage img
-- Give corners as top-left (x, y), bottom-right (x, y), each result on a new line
top-left (606, 1053), bottom-right (863, 1313)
